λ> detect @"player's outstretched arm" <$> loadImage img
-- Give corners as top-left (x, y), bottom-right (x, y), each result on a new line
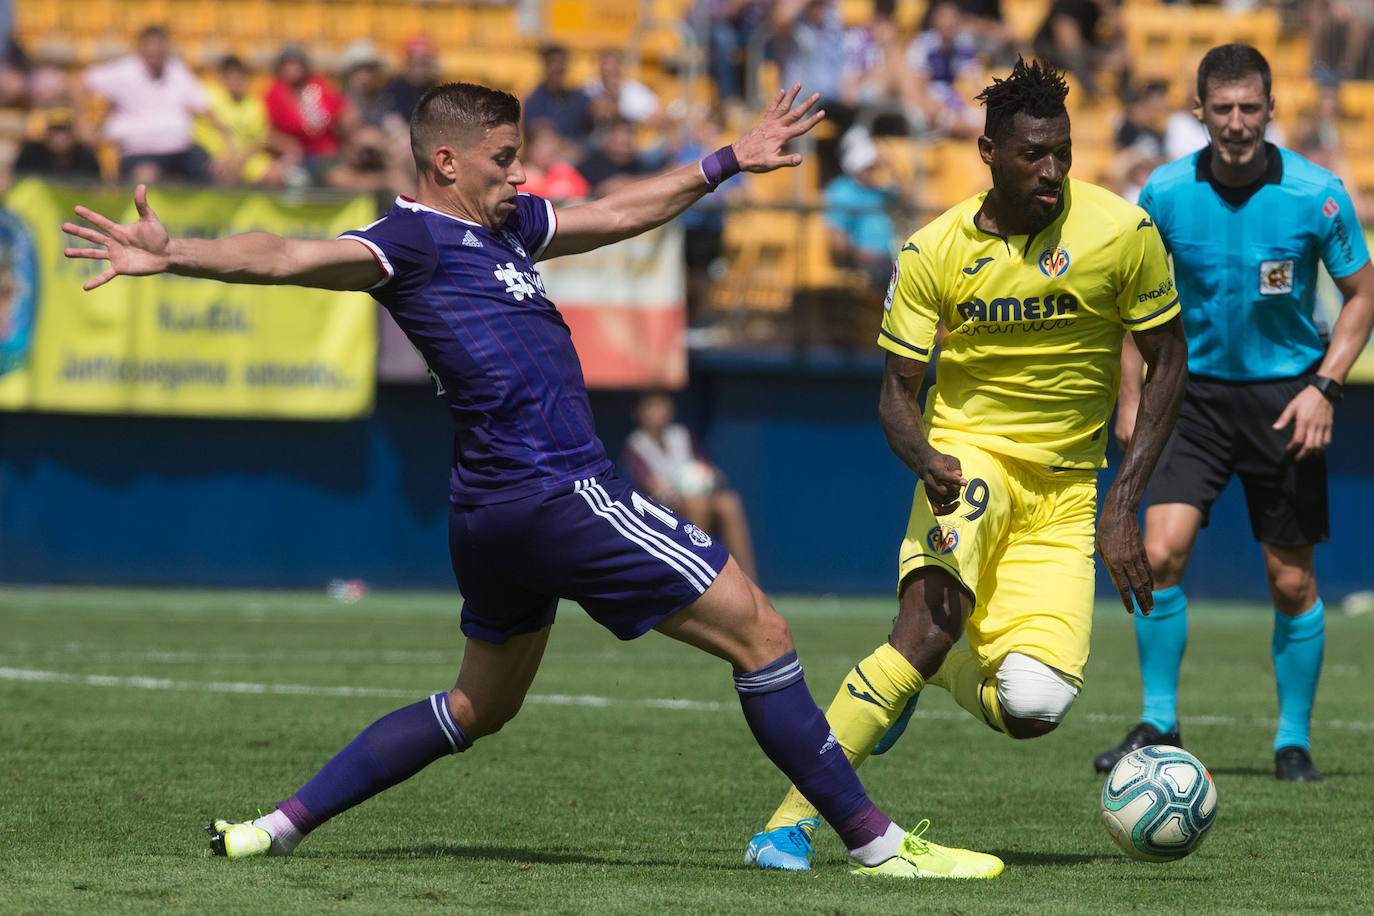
top-left (542, 84), bottom-right (824, 260)
top-left (1098, 315), bottom-right (1187, 615)
top-left (878, 351), bottom-right (967, 515)
top-left (62, 184), bottom-right (386, 292)
top-left (1273, 261), bottom-right (1374, 460)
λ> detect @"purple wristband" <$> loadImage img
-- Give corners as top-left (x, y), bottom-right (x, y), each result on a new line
top-left (699, 145), bottom-right (740, 191)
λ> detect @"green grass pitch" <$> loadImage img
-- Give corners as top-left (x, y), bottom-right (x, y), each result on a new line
top-left (2, 588), bottom-right (1370, 914)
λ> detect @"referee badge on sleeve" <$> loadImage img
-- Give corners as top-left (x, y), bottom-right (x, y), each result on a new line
top-left (1259, 259), bottom-right (1294, 296)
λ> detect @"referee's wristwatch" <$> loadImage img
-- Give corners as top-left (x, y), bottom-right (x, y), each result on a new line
top-left (1310, 375), bottom-right (1344, 404)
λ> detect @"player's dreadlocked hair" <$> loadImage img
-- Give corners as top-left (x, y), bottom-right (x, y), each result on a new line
top-left (975, 58), bottom-right (1070, 142)
top-left (1196, 43), bottom-right (1271, 103)
top-left (410, 82), bottom-right (522, 171)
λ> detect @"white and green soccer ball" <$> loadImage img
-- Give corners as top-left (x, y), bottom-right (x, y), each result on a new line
top-left (1101, 745), bottom-right (1218, 862)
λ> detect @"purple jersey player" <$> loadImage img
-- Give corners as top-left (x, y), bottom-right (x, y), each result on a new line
top-left (62, 82), bottom-right (1001, 878)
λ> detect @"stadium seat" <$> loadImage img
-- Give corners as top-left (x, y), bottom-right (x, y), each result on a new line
top-left (712, 206), bottom-right (806, 317)
top-left (546, 0), bottom-right (639, 50)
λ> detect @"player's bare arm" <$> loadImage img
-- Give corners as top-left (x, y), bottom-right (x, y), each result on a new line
top-left (1114, 333), bottom-right (1145, 452)
top-left (878, 351), bottom-right (967, 515)
top-left (542, 84), bottom-right (824, 260)
top-left (1098, 315), bottom-right (1188, 614)
top-left (1273, 260), bottom-right (1374, 460)
top-left (62, 184), bottom-right (386, 292)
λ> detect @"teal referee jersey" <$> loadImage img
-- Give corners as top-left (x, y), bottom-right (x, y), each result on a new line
top-left (1139, 143), bottom-right (1369, 381)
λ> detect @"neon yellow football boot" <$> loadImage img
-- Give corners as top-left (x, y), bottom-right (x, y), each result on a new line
top-left (851, 820), bottom-right (1004, 879)
top-left (206, 819), bottom-right (274, 858)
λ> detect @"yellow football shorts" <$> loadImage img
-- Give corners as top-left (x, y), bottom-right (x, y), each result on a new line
top-left (897, 436), bottom-right (1097, 686)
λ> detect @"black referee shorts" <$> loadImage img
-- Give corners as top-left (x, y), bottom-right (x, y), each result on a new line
top-left (1146, 372), bottom-right (1329, 547)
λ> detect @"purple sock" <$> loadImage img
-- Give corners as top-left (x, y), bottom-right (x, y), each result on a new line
top-left (281, 692), bottom-right (470, 833)
top-left (735, 651), bottom-right (889, 848)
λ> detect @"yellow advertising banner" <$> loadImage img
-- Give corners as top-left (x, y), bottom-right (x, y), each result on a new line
top-left (0, 179), bottom-right (377, 418)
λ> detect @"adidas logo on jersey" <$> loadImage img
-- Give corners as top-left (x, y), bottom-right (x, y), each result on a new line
top-left (462, 230), bottom-right (483, 248)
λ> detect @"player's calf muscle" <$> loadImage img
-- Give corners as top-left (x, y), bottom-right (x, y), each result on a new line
top-left (444, 688), bottom-right (515, 740)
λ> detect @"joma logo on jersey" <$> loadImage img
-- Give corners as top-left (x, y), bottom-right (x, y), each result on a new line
top-left (956, 292), bottom-right (1078, 323)
top-left (1038, 247), bottom-right (1070, 277)
top-left (926, 525), bottom-right (958, 555)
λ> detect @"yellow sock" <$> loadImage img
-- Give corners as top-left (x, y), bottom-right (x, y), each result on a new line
top-left (763, 643), bottom-right (925, 835)
top-left (930, 645), bottom-right (1006, 734)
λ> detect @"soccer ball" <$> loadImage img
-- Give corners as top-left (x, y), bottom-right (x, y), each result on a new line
top-left (1101, 745), bottom-right (1218, 862)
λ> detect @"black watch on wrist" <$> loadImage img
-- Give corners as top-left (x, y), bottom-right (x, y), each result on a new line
top-left (1310, 375), bottom-right (1343, 403)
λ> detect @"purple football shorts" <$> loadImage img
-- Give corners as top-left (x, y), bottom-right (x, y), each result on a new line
top-left (448, 473), bottom-right (731, 644)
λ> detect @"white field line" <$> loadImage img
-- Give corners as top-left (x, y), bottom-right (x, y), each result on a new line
top-left (2, 666), bottom-right (1373, 731)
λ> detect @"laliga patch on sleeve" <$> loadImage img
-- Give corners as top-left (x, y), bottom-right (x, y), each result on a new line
top-left (1259, 259), bottom-right (1294, 296)
top-left (883, 260), bottom-right (899, 312)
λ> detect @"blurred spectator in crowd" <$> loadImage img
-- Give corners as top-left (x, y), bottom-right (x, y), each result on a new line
top-left (1031, 0), bottom-right (1128, 100)
top-left (824, 126), bottom-right (904, 291)
top-left (13, 107), bottom-right (100, 179)
top-left (525, 45), bottom-right (595, 143)
top-left (1292, 77), bottom-right (1366, 214)
top-left (520, 119), bottom-right (590, 203)
top-left (902, 0), bottom-right (984, 139)
top-left (907, 1), bottom-right (980, 90)
top-left (585, 48), bottom-right (660, 131)
top-left (195, 55), bottom-right (296, 187)
top-left (952, 0), bottom-right (1015, 65)
top-left (623, 391), bottom-right (757, 581)
top-left (338, 40), bottom-right (390, 130)
top-left (264, 43), bottom-right (352, 179)
top-left (692, 0), bottom-right (770, 106)
top-left (579, 116), bottom-right (654, 196)
top-left (322, 123), bottom-right (399, 196)
top-left (0, 38), bottom-right (30, 107)
top-left (1306, 0), bottom-right (1373, 82)
top-left (836, 0), bottom-right (906, 129)
top-left (1109, 79), bottom-right (1170, 202)
top-left (379, 35), bottom-right (439, 133)
top-left (772, 0), bottom-right (849, 118)
top-left (82, 25), bottom-right (225, 183)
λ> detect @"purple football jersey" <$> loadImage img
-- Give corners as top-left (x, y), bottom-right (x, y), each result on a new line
top-left (342, 194), bottom-right (613, 505)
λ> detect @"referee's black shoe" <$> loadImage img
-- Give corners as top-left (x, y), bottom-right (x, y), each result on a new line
top-left (1093, 722), bottom-right (1182, 773)
top-left (1275, 745), bottom-right (1324, 782)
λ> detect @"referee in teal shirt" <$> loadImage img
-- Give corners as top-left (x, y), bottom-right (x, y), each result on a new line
top-left (1095, 44), bottom-right (1374, 782)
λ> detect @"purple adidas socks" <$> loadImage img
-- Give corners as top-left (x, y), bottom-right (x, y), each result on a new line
top-left (734, 651), bottom-right (900, 860)
top-left (259, 658), bottom-right (901, 864)
top-left (266, 692), bottom-right (470, 846)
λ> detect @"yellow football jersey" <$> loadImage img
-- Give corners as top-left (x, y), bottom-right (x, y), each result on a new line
top-left (879, 178), bottom-right (1179, 469)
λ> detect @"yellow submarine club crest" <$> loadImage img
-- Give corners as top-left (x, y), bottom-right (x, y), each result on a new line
top-left (1038, 247), bottom-right (1070, 278)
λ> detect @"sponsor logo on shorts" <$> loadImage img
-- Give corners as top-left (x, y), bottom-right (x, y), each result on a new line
top-left (1260, 258), bottom-right (1294, 295)
top-left (1038, 247), bottom-right (1070, 278)
top-left (926, 524), bottom-right (959, 555)
top-left (684, 523), bottom-right (713, 548)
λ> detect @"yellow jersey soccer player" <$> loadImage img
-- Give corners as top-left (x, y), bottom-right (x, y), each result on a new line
top-left (745, 58), bottom-right (1189, 873)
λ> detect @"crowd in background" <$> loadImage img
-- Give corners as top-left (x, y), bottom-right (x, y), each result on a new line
top-left (0, 0), bottom-right (1368, 338)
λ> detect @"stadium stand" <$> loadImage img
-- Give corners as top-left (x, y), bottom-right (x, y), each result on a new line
top-left (5, 0), bottom-right (1374, 347)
